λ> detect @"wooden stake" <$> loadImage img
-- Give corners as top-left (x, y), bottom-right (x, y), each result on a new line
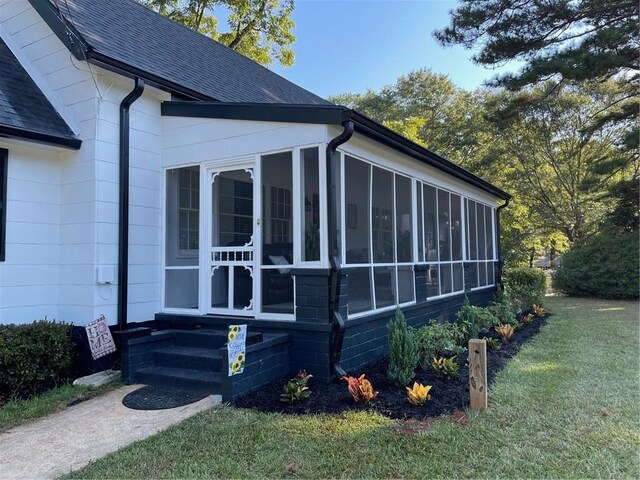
top-left (469, 338), bottom-right (488, 411)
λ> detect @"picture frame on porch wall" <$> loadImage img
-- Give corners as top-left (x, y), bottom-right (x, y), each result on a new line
top-left (347, 203), bottom-right (357, 229)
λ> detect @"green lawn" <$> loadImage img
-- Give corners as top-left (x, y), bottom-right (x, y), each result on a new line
top-left (0, 380), bottom-right (122, 433)
top-left (67, 297), bottom-right (639, 479)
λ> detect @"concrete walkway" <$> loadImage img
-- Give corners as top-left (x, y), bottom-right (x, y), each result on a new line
top-left (0, 385), bottom-right (220, 479)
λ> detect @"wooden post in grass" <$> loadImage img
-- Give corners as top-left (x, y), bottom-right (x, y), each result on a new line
top-left (469, 338), bottom-right (488, 411)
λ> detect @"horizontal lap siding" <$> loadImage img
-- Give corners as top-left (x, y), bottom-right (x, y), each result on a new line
top-left (0, 143), bottom-right (61, 324)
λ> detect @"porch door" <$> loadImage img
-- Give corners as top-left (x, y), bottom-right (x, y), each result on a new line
top-left (207, 163), bottom-right (256, 316)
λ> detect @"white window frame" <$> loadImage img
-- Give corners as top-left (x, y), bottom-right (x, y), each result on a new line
top-left (338, 150), bottom-right (416, 319)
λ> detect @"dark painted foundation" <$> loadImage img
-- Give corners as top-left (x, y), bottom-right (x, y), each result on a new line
top-left (120, 262), bottom-right (498, 400)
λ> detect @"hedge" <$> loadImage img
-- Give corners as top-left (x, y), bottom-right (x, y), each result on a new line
top-left (0, 319), bottom-right (74, 400)
top-left (504, 267), bottom-right (547, 312)
top-left (553, 231), bottom-right (639, 299)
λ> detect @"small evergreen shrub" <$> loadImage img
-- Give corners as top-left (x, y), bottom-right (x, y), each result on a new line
top-left (416, 320), bottom-right (466, 370)
top-left (387, 308), bottom-right (419, 387)
top-left (504, 267), bottom-right (547, 312)
top-left (554, 232), bottom-right (639, 299)
top-left (0, 319), bottom-right (74, 400)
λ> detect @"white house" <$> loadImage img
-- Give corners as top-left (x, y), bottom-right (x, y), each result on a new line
top-left (0, 0), bottom-right (509, 396)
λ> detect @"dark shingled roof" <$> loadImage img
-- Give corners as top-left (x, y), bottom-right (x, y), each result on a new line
top-left (43, 0), bottom-right (329, 104)
top-left (0, 38), bottom-right (80, 149)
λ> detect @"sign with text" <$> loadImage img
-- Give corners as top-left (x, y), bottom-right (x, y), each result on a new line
top-left (85, 315), bottom-right (116, 360)
top-left (227, 325), bottom-right (247, 376)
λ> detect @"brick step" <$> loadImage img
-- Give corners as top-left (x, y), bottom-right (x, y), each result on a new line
top-left (135, 366), bottom-right (221, 393)
top-left (173, 329), bottom-right (263, 349)
top-left (154, 346), bottom-right (222, 372)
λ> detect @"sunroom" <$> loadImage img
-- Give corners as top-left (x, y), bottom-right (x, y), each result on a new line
top-left (159, 103), bottom-right (507, 325)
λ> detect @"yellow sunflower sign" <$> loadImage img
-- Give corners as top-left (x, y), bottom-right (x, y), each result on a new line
top-left (227, 324), bottom-right (247, 376)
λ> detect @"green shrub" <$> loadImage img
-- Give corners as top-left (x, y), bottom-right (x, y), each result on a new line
top-left (504, 267), bottom-right (547, 312)
top-left (416, 320), bottom-right (466, 370)
top-left (0, 319), bottom-right (74, 400)
top-left (553, 232), bottom-right (639, 299)
top-left (488, 292), bottom-right (518, 326)
top-left (387, 308), bottom-right (419, 387)
top-left (456, 296), bottom-right (498, 333)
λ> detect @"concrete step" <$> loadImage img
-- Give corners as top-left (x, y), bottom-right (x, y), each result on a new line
top-left (154, 346), bottom-right (222, 372)
top-left (136, 366), bottom-right (221, 393)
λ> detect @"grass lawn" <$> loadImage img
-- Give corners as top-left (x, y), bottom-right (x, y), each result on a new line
top-left (67, 297), bottom-right (639, 479)
top-left (0, 379), bottom-right (122, 433)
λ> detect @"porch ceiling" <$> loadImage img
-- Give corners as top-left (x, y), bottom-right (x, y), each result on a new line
top-left (160, 101), bottom-right (510, 201)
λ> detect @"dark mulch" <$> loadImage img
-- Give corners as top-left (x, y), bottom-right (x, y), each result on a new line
top-left (235, 314), bottom-right (548, 420)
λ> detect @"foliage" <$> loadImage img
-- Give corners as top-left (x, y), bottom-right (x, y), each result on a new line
top-left (522, 314), bottom-right (534, 326)
top-left (280, 370), bottom-right (312, 404)
top-left (140, 0), bottom-right (296, 67)
top-left (436, 1), bottom-right (639, 243)
top-left (488, 292), bottom-right (517, 326)
top-left (415, 320), bottom-right (466, 370)
top-left (532, 305), bottom-right (545, 317)
top-left (486, 83), bottom-right (635, 244)
top-left (553, 232), bottom-right (640, 299)
top-left (431, 356), bottom-right (459, 379)
top-left (483, 337), bottom-right (501, 351)
top-left (0, 319), bottom-right (74, 400)
top-left (343, 374), bottom-right (378, 405)
top-left (434, 0), bottom-right (638, 135)
top-left (456, 297), bottom-right (498, 333)
top-left (495, 324), bottom-right (516, 342)
top-left (604, 178), bottom-right (640, 233)
top-left (405, 382), bottom-right (432, 406)
top-left (386, 308), bottom-right (419, 387)
top-left (329, 69), bottom-right (493, 168)
top-left (504, 267), bottom-right (546, 313)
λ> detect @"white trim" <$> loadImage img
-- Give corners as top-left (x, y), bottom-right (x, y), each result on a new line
top-left (347, 300), bottom-right (415, 321)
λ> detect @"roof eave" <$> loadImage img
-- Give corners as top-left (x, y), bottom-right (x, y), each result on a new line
top-left (0, 125), bottom-right (82, 150)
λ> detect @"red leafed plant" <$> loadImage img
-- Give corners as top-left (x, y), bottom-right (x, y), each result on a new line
top-left (343, 374), bottom-right (378, 404)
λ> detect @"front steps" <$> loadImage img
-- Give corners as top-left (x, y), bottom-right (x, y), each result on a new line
top-left (121, 326), bottom-right (290, 401)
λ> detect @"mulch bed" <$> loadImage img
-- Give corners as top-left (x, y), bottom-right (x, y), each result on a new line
top-left (235, 314), bottom-right (549, 420)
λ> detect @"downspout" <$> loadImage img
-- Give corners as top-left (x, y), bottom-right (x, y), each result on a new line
top-left (326, 120), bottom-right (354, 380)
top-left (117, 78), bottom-right (145, 330)
top-left (496, 197), bottom-right (510, 291)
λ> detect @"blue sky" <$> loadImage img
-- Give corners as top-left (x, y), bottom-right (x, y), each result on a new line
top-left (264, 0), bottom-right (519, 98)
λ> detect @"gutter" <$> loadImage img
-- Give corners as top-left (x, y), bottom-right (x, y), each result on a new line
top-left (495, 197), bottom-right (510, 289)
top-left (326, 120), bottom-right (354, 380)
top-left (117, 78), bottom-right (145, 330)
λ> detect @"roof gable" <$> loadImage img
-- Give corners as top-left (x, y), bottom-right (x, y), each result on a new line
top-left (0, 38), bottom-right (80, 149)
top-left (32, 0), bottom-right (329, 105)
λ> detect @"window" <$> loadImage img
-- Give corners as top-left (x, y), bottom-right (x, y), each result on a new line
top-left (0, 149), bottom-right (6, 262)
top-left (466, 199), bottom-right (496, 288)
top-left (178, 167), bottom-right (199, 253)
top-left (261, 151), bottom-right (294, 315)
top-left (301, 147), bottom-right (321, 262)
top-left (418, 183), bottom-right (464, 298)
top-left (270, 186), bottom-right (291, 243)
top-left (164, 166), bottom-right (200, 309)
top-left (342, 156), bottom-right (415, 316)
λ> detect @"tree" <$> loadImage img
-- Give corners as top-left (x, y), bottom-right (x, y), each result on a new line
top-left (435, 1), bottom-right (639, 229)
top-left (141, 0), bottom-right (295, 67)
top-left (434, 0), bottom-right (638, 91)
top-left (330, 69), bottom-right (494, 168)
top-left (487, 81), bottom-right (634, 243)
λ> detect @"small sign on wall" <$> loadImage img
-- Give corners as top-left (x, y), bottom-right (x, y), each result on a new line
top-left (85, 315), bottom-right (116, 360)
top-left (228, 325), bottom-right (247, 376)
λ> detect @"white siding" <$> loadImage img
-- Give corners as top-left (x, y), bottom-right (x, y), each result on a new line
top-left (162, 117), bottom-right (328, 167)
top-left (0, 0), bottom-right (168, 325)
top-left (0, 141), bottom-right (62, 324)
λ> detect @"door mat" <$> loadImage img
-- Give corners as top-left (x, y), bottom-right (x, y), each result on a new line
top-left (123, 385), bottom-right (209, 410)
